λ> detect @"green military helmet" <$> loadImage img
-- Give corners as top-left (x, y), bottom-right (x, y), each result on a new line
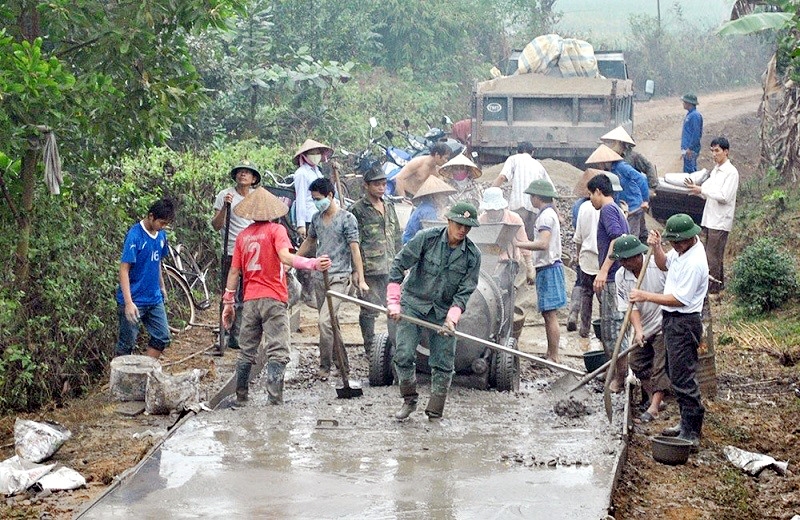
top-left (229, 160), bottom-right (261, 185)
top-left (524, 179), bottom-right (559, 199)
top-left (445, 201), bottom-right (480, 227)
top-left (662, 213), bottom-right (702, 242)
top-left (363, 167), bottom-right (387, 183)
top-left (681, 93), bottom-right (699, 106)
top-left (611, 234), bottom-right (649, 259)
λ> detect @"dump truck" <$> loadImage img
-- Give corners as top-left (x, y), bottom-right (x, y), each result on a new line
top-left (471, 48), bottom-right (638, 166)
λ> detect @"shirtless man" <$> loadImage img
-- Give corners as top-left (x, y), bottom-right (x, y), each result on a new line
top-left (393, 143), bottom-right (450, 198)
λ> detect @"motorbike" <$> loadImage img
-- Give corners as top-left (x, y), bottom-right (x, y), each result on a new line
top-left (398, 116), bottom-right (465, 158)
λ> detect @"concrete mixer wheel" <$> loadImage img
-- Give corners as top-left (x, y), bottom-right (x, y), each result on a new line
top-left (368, 332), bottom-right (394, 386)
top-left (494, 337), bottom-right (520, 392)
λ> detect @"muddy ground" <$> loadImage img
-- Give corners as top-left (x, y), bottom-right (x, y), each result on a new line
top-left (4, 87), bottom-right (799, 519)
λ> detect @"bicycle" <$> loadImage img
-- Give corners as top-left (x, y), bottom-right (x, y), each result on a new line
top-left (162, 242), bottom-right (213, 333)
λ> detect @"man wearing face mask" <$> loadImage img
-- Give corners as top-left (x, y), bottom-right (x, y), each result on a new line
top-left (492, 142), bottom-right (553, 240)
top-left (297, 178), bottom-right (369, 380)
top-left (292, 139), bottom-right (333, 240)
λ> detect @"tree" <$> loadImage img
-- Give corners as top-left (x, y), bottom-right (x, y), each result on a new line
top-left (0, 1), bottom-right (243, 289)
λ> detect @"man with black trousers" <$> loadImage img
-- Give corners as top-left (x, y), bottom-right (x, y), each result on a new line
top-left (630, 214), bottom-right (709, 452)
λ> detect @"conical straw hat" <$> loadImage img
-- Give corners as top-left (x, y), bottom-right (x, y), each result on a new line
top-left (234, 186), bottom-right (289, 221)
top-left (438, 153), bottom-right (482, 179)
top-left (574, 168), bottom-right (603, 197)
top-left (585, 144), bottom-right (623, 165)
top-left (413, 175), bottom-right (457, 200)
top-left (293, 139), bottom-right (333, 165)
top-left (601, 126), bottom-right (636, 146)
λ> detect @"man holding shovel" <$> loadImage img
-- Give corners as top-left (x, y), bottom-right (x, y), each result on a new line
top-left (612, 235), bottom-right (669, 423)
top-left (211, 161), bottom-right (260, 353)
top-left (630, 215), bottom-right (709, 451)
top-left (221, 187), bottom-right (331, 405)
top-left (388, 201), bottom-right (481, 421)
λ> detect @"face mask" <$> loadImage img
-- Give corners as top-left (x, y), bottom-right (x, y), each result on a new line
top-left (306, 153), bottom-right (322, 166)
top-left (452, 170), bottom-right (469, 181)
top-left (314, 197), bottom-right (331, 213)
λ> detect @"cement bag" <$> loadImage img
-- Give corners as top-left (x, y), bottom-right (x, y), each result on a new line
top-left (37, 465), bottom-right (86, 491)
top-left (0, 456), bottom-right (56, 495)
top-left (558, 38), bottom-right (598, 78)
top-left (14, 419), bottom-right (71, 463)
top-left (145, 368), bottom-right (207, 415)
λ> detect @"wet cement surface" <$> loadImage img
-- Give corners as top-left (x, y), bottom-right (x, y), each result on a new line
top-left (80, 372), bottom-right (625, 519)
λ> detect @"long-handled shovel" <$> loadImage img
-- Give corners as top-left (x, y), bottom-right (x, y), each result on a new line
top-left (323, 271), bottom-right (363, 399)
top-left (327, 290), bottom-right (585, 377)
top-left (215, 201), bottom-right (232, 356)
top-left (602, 246), bottom-right (653, 421)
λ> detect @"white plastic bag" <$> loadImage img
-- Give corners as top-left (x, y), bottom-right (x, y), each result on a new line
top-left (37, 466), bottom-right (86, 491)
top-left (14, 419), bottom-right (71, 463)
top-left (145, 368), bottom-right (207, 415)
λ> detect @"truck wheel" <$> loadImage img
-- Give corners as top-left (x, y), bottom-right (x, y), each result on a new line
top-left (494, 337), bottom-right (520, 392)
top-left (368, 333), bottom-right (394, 386)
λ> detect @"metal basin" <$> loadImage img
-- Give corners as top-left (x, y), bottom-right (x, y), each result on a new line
top-left (651, 435), bottom-right (692, 465)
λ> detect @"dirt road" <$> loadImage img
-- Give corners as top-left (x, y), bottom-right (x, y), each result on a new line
top-left (2, 87), bottom-right (768, 519)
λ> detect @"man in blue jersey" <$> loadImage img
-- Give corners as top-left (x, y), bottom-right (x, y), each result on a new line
top-left (115, 198), bottom-right (176, 359)
top-left (681, 93), bottom-right (703, 173)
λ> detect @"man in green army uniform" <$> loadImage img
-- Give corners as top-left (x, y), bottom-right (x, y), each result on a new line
top-left (387, 201), bottom-right (482, 421)
top-left (349, 167), bottom-right (402, 355)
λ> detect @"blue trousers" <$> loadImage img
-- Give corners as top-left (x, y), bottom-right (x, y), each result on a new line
top-left (116, 303), bottom-right (171, 356)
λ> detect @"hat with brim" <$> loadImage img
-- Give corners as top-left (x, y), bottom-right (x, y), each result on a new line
top-left (445, 201), bottom-right (480, 227)
top-left (438, 154), bottom-right (482, 180)
top-left (600, 126), bottom-right (636, 146)
top-left (480, 187), bottom-right (508, 211)
top-left (234, 186), bottom-right (289, 221)
top-left (524, 179), bottom-right (559, 199)
top-left (293, 139), bottom-right (333, 166)
top-left (576, 168), bottom-right (623, 196)
top-left (585, 144), bottom-right (623, 165)
top-left (662, 213), bottom-right (702, 241)
top-left (229, 161), bottom-right (261, 185)
top-left (681, 93), bottom-right (699, 105)
top-left (413, 175), bottom-right (457, 200)
top-left (611, 234), bottom-right (649, 259)
top-left (363, 168), bottom-right (387, 182)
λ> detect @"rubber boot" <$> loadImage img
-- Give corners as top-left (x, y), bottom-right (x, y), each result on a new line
top-left (235, 362), bottom-right (252, 404)
top-left (425, 394), bottom-right (447, 421)
top-left (395, 382), bottom-right (418, 421)
top-left (677, 412), bottom-right (704, 453)
top-left (266, 361), bottom-right (286, 405)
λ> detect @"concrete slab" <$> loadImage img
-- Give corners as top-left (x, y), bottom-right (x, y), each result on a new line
top-left (79, 382), bottom-right (626, 519)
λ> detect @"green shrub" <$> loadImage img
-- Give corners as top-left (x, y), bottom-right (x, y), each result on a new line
top-left (730, 238), bottom-right (799, 315)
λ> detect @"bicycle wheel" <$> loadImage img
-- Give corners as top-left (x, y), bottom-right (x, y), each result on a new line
top-left (163, 265), bottom-right (196, 333)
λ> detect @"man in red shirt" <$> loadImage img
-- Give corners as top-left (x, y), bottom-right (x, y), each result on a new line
top-left (222, 187), bottom-right (331, 405)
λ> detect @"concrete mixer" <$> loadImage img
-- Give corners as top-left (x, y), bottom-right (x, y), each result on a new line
top-left (368, 221), bottom-right (526, 391)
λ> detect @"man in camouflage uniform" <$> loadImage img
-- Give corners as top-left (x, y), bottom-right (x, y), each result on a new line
top-left (388, 201), bottom-right (482, 421)
top-left (349, 167), bottom-right (402, 355)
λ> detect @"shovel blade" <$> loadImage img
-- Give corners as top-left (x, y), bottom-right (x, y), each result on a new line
top-left (335, 384), bottom-right (364, 399)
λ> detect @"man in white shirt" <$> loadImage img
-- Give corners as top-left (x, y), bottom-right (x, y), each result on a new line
top-left (630, 214), bottom-right (709, 452)
top-left (211, 161), bottom-right (259, 352)
top-left (492, 142), bottom-right (553, 240)
top-left (517, 179), bottom-right (566, 363)
top-left (684, 137), bottom-right (739, 295)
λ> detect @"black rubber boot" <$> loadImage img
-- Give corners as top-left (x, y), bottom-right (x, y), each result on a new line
top-left (395, 382), bottom-right (418, 421)
top-left (425, 394), bottom-right (447, 421)
top-left (266, 361), bottom-right (286, 405)
top-left (235, 362), bottom-right (252, 405)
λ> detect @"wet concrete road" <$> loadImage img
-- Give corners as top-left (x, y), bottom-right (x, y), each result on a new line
top-left (79, 377), bottom-right (624, 519)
